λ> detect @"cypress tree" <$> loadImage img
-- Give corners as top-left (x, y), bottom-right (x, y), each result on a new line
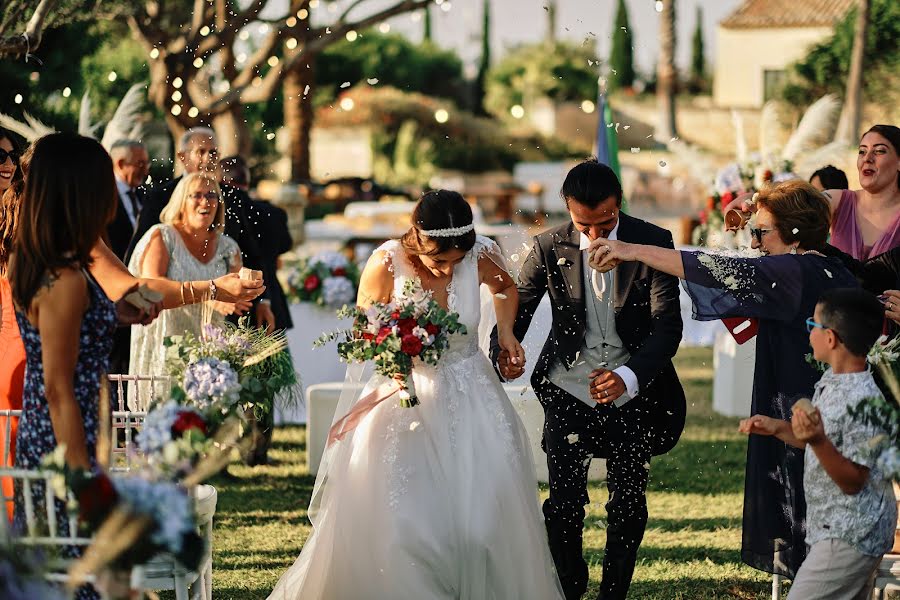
top-left (690, 5), bottom-right (705, 91)
top-left (473, 0), bottom-right (491, 114)
top-left (608, 0), bottom-right (635, 90)
top-left (424, 5), bottom-right (433, 42)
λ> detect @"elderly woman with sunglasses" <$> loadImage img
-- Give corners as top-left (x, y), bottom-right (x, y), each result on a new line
top-left (588, 180), bottom-right (859, 581)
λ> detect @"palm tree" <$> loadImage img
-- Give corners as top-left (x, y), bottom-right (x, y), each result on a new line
top-left (545, 0), bottom-right (558, 43)
top-left (654, 0), bottom-right (678, 145)
top-left (834, 0), bottom-right (871, 145)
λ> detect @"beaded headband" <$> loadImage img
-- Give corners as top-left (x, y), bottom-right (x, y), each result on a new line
top-left (419, 223), bottom-right (475, 238)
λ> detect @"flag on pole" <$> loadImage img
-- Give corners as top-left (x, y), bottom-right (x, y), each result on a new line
top-left (594, 91), bottom-right (626, 212)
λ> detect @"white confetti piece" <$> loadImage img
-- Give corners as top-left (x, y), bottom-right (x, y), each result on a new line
top-left (511, 254), bottom-right (520, 261)
top-left (772, 282), bottom-right (777, 288)
top-left (340, 81), bottom-right (351, 88)
top-left (409, 421), bottom-right (420, 431)
top-left (824, 269), bottom-right (832, 278)
top-left (494, 293), bottom-right (508, 299)
top-left (642, 462), bottom-right (651, 470)
top-left (367, 78), bottom-right (379, 85)
top-left (792, 228), bottom-right (799, 234)
top-left (557, 258), bottom-right (568, 265)
top-left (566, 433), bottom-right (579, 444)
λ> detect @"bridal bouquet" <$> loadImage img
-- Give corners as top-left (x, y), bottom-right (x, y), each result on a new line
top-left (316, 279), bottom-right (466, 407)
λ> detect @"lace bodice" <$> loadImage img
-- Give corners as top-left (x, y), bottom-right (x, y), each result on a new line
top-left (374, 235), bottom-right (501, 362)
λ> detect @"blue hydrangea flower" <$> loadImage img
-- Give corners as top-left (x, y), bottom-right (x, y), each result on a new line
top-left (139, 401), bottom-right (181, 454)
top-left (312, 251), bottom-right (349, 271)
top-left (112, 478), bottom-right (195, 554)
top-left (182, 357), bottom-right (241, 411)
top-left (876, 444), bottom-right (900, 480)
top-left (321, 276), bottom-right (356, 307)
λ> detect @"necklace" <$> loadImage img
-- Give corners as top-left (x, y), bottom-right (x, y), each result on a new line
top-left (801, 250), bottom-right (826, 257)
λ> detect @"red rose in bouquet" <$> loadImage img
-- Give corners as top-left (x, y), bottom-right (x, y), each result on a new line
top-left (304, 274), bottom-right (320, 292)
top-left (171, 411), bottom-right (208, 437)
top-left (333, 267), bottom-right (347, 277)
top-left (424, 323), bottom-right (439, 336)
top-left (720, 191), bottom-right (734, 212)
top-left (401, 334), bottom-right (423, 356)
top-left (376, 327), bottom-right (393, 346)
top-left (398, 317), bottom-right (417, 336)
top-left (76, 472), bottom-right (119, 527)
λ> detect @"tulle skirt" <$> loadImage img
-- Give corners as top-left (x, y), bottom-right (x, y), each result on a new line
top-left (268, 350), bottom-right (565, 600)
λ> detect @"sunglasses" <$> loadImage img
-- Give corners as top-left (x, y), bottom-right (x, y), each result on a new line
top-left (750, 227), bottom-right (773, 243)
top-left (0, 148), bottom-right (19, 165)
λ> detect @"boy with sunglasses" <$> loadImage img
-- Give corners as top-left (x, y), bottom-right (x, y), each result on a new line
top-left (740, 287), bottom-right (897, 599)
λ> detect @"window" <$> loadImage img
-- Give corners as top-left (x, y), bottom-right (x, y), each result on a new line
top-left (763, 69), bottom-right (786, 102)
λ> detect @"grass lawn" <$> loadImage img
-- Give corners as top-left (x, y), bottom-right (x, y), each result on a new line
top-left (196, 346), bottom-right (789, 599)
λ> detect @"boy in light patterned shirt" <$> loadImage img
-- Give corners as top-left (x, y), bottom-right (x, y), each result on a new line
top-left (741, 287), bottom-right (897, 599)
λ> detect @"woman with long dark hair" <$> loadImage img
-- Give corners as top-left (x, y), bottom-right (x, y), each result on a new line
top-left (0, 126), bottom-right (24, 521)
top-left (268, 190), bottom-right (565, 600)
top-left (826, 124), bottom-right (900, 260)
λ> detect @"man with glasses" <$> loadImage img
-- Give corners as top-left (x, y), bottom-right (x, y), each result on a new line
top-left (127, 127), bottom-right (275, 332)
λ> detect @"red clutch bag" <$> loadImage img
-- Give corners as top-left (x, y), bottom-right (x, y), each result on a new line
top-left (722, 317), bottom-right (758, 344)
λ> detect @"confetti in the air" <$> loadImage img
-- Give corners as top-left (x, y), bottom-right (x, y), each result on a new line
top-left (566, 434), bottom-right (579, 444)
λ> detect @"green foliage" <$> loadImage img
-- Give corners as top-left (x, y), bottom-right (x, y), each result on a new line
top-left (608, 0), bottom-right (635, 90)
top-left (318, 86), bottom-right (583, 178)
top-left (484, 40), bottom-right (599, 120)
top-left (80, 26), bottom-right (150, 120)
top-left (688, 5), bottom-right (707, 94)
top-left (372, 120), bottom-right (437, 188)
top-left (780, 0), bottom-right (900, 107)
top-left (316, 30), bottom-right (464, 106)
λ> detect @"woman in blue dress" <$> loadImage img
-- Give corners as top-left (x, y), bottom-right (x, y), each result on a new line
top-left (588, 180), bottom-right (859, 579)
top-left (9, 133), bottom-right (119, 599)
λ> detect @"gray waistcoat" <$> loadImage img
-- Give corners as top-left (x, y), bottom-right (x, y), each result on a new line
top-left (547, 260), bottom-right (631, 407)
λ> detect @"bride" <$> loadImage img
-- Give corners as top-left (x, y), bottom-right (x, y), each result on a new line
top-left (269, 190), bottom-right (565, 599)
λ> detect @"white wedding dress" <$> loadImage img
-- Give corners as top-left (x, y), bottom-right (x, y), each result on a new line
top-left (269, 236), bottom-right (565, 600)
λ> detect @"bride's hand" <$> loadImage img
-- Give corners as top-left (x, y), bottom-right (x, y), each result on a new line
top-left (587, 239), bottom-right (635, 272)
top-left (497, 333), bottom-right (526, 379)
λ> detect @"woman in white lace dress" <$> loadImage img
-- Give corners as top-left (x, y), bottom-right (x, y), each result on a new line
top-left (269, 191), bottom-right (565, 600)
top-left (127, 173), bottom-right (247, 405)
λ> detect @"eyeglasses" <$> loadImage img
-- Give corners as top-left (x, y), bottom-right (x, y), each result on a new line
top-left (750, 227), bottom-right (773, 243)
top-left (189, 192), bottom-right (220, 201)
top-left (0, 148), bottom-right (19, 165)
top-left (805, 318), bottom-right (826, 333)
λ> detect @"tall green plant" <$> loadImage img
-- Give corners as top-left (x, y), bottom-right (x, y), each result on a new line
top-left (473, 0), bottom-right (491, 115)
top-left (608, 0), bottom-right (635, 90)
top-left (689, 5), bottom-right (706, 93)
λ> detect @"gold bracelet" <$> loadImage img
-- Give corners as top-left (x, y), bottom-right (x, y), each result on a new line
top-left (180, 282), bottom-right (186, 306)
top-left (188, 281), bottom-right (196, 303)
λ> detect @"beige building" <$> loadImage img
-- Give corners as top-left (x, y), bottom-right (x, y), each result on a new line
top-left (713, 0), bottom-right (853, 108)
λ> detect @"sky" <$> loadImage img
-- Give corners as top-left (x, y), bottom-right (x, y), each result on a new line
top-left (286, 0), bottom-right (746, 76)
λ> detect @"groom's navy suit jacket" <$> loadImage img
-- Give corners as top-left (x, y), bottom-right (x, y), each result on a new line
top-left (494, 214), bottom-right (686, 457)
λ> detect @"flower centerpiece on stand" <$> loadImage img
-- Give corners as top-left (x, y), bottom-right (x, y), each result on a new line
top-left (282, 250), bottom-right (361, 309)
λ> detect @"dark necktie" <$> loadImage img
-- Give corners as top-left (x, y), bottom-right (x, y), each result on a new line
top-left (126, 189), bottom-right (141, 222)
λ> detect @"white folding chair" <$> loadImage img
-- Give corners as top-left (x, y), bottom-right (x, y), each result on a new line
top-left (108, 373), bottom-right (171, 412)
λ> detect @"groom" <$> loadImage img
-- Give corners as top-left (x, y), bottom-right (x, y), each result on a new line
top-left (492, 159), bottom-right (685, 599)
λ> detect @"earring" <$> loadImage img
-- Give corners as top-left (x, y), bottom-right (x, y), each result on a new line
top-left (790, 246), bottom-right (798, 255)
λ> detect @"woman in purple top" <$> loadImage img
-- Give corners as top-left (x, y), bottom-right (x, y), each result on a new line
top-left (824, 125), bottom-right (900, 260)
top-left (587, 181), bottom-right (859, 580)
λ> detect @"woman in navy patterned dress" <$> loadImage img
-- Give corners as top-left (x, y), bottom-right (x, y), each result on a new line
top-left (9, 133), bottom-right (119, 599)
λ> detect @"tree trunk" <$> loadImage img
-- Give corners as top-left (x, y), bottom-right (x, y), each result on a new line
top-left (284, 57), bottom-right (316, 182)
top-left (654, 0), bottom-right (678, 145)
top-left (834, 0), bottom-right (870, 146)
top-left (212, 105), bottom-right (252, 158)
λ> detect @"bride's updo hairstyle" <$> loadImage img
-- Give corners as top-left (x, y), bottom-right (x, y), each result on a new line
top-left (400, 190), bottom-right (477, 256)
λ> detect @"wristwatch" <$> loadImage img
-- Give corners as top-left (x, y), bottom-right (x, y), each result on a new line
top-left (208, 279), bottom-right (218, 301)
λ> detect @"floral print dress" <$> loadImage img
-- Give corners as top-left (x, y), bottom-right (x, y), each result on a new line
top-left (13, 269), bottom-right (116, 599)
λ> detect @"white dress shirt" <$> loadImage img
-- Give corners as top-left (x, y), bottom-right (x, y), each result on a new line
top-left (116, 177), bottom-right (139, 227)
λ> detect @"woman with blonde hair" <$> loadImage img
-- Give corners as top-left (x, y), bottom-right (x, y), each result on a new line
top-left (128, 172), bottom-right (248, 403)
top-left (589, 180), bottom-right (861, 581)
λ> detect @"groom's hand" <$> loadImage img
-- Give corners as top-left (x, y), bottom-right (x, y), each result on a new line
top-left (498, 349), bottom-right (525, 380)
top-left (589, 368), bottom-right (625, 404)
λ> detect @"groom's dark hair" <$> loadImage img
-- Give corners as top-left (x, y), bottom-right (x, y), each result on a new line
top-left (561, 158), bottom-right (623, 209)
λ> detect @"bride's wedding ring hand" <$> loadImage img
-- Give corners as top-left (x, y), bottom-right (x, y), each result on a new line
top-left (498, 348), bottom-right (526, 380)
